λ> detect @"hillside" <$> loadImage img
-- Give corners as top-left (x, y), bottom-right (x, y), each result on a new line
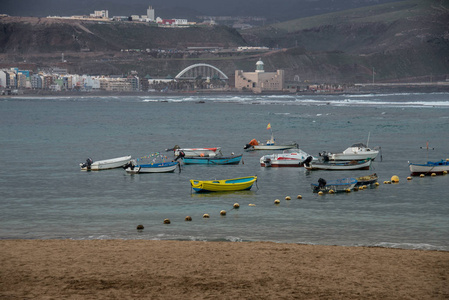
top-left (0, 0), bottom-right (448, 84)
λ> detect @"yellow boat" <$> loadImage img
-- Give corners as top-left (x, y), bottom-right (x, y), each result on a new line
top-left (190, 176), bottom-right (257, 193)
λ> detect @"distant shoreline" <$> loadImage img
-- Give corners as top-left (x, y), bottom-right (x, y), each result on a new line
top-left (2, 84), bottom-right (449, 98)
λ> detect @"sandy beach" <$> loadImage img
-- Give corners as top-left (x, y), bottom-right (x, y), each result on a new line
top-left (1, 240), bottom-right (448, 299)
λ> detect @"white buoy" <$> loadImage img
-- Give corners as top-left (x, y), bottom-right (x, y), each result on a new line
top-left (297, 195), bottom-right (302, 199)
top-left (285, 196), bottom-right (291, 200)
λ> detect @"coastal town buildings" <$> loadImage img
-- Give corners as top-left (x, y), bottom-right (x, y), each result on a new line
top-left (235, 59), bottom-right (284, 93)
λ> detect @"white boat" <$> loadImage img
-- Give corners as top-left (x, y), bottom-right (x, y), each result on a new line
top-left (409, 159), bottom-right (449, 176)
top-left (172, 147), bottom-right (222, 158)
top-left (260, 149), bottom-right (317, 167)
top-left (304, 158), bottom-right (372, 171)
top-left (320, 143), bottom-right (379, 161)
top-left (80, 155), bottom-right (132, 171)
top-left (244, 136), bottom-right (298, 151)
top-left (125, 161), bottom-right (179, 174)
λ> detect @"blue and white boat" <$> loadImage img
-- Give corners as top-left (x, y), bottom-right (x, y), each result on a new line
top-left (409, 159), bottom-right (449, 176)
top-left (125, 161), bottom-right (179, 174)
top-left (182, 154), bottom-right (243, 165)
top-left (124, 153), bottom-right (179, 173)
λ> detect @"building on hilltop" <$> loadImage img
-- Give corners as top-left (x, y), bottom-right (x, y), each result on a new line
top-left (235, 59), bottom-right (284, 93)
top-left (147, 6), bottom-right (155, 21)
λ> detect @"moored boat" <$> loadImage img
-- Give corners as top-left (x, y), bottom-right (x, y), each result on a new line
top-left (124, 161), bottom-right (179, 174)
top-left (173, 147), bottom-right (222, 158)
top-left (190, 176), bottom-right (257, 192)
top-left (304, 158), bottom-right (372, 171)
top-left (183, 154), bottom-right (243, 165)
top-left (320, 143), bottom-right (379, 161)
top-left (244, 123), bottom-right (298, 151)
top-left (409, 159), bottom-right (449, 176)
top-left (355, 173), bottom-right (379, 186)
top-left (80, 155), bottom-right (132, 171)
top-left (311, 177), bottom-right (358, 193)
top-left (260, 149), bottom-right (317, 167)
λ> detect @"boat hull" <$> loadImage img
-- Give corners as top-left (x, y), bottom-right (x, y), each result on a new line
top-left (409, 160), bottom-right (449, 176)
top-left (190, 176), bottom-right (257, 192)
top-left (311, 177), bottom-right (357, 193)
top-left (174, 148), bottom-right (221, 157)
top-left (260, 150), bottom-right (315, 167)
top-left (80, 155), bottom-right (132, 171)
top-left (355, 174), bottom-right (378, 186)
top-left (126, 162), bottom-right (178, 174)
top-left (246, 144), bottom-right (298, 151)
top-left (305, 159), bottom-right (372, 170)
top-left (183, 154), bottom-right (242, 165)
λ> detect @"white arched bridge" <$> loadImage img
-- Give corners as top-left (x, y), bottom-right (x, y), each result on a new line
top-left (175, 63), bottom-right (228, 80)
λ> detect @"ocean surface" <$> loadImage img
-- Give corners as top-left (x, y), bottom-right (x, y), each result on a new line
top-left (1, 92), bottom-right (448, 251)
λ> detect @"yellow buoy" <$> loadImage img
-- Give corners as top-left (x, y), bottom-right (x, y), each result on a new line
top-left (444, 171), bottom-right (448, 175)
top-left (362, 185), bottom-right (368, 189)
top-left (163, 218), bottom-right (171, 224)
top-left (285, 196), bottom-right (291, 200)
top-left (137, 224), bottom-right (144, 230)
top-left (431, 173), bottom-right (436, 176)
top-left (345, 188), bottom-right (351, 193)
top-left (353, 187), bottom-right (359, 191)
top-left (407, 176), bottom-right (412, 180)
top-left (318, 191), bottom-right (324, 196)
top-left (297, 195), bottom-right (302, 199)
top-left (248, 203), bottom-right (256, 206)
top-left (391, 175), bottom-right (399, 183)
top-left (383, 181), bottom-right (388, 184)
top-left (203, 214), bottom-right (210, 218)
top-left (233, 203), bottom-right (240, 209)
top-left (375, 182), bottom-right (380, 186)
top-left (220, 210), bottom-right (226, 216)
top-left (185, 216), bottom-right (192, 221)
top-left (420, 174), bottom-right (425, 177)
top-left (328, 189), bottom-right (335, 194)
top-left (274, 199), bottom-right (281, 204)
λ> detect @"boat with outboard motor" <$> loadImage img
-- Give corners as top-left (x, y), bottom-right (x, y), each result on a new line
top-left (311, 177), bottom-right (358, 193)
top-left (319, 143), bottom-right (379, 161)
top-left (80, 155), bottom-right (132, 171)
top-left (260, 149), bottom-right (317, 167)
top-left (167, 145), bottom-right (222, 158)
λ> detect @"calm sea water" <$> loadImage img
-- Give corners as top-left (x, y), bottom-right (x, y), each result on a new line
top-left (1, 92), bottom-right (448, 250)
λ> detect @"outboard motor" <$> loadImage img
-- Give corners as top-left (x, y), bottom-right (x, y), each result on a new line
top-left (81, 158), bottom-right (93, 170)
top-left (243, 144), bottom-right (253, 150)
top-left (174, 151), bottom-right (185, 161)
top-left (263, 157), bottom-right (272, 167)
top-left (301, 156), bottom-right (313, 167)
top-left (318, 178), bottom-right (327, 189)
top-left (122, 161), bottom-right (135, 170)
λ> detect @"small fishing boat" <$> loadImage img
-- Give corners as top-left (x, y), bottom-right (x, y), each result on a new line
top-left (190, 176), bottom-right (257, 193)
top-left (124, 161), bottom-right (179, 174)
top-left (172, 147), bottom-right (222, 158)
top-left (409, 159), bottom-right (449, 176)
top-left (355, 173), bottom-right (379, 186)
top-left (319, 143), bottom-right (379, 161)
top-left (243, 123), bottom-right (298, 151)
top-left (311, 177), bottom-right (357, 193)
top-left (304, 158), bottom-right (372, 171)
top-left (80, 155), bottom-right (132, 171)
top-left (183, 154), bottom-right (243, 165)
top-left (260, 149), bottom-right (317, 167)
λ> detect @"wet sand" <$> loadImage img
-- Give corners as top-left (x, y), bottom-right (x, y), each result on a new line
top-left (1, 240), bottom-right (448, 299)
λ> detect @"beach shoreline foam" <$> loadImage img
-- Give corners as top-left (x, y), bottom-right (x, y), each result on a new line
top-left (1, 240), bottom-right (448, 299)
